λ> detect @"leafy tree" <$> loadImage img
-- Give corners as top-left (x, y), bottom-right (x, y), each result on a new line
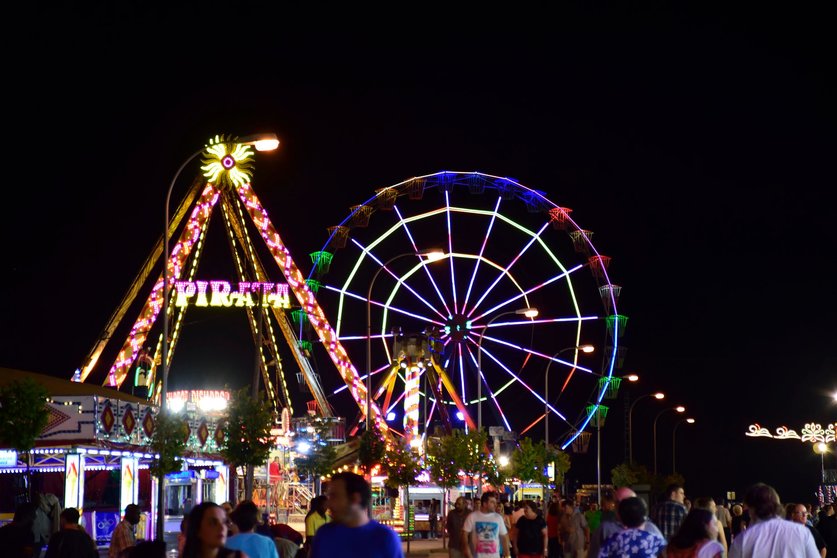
top-left (454, 428), bottom-right (500, 495)
top-left (358, 426), bottom-right (386, 475)
top-left (381, 437), bottom-right (422, 549)
top-left (610, 462), bottom-right (651, 488)
top-left (294, 441), bottom-right (337, 487)
top-left (149, 410), bottom-right (189, 541)
top-left (0, 378), bottom-right (49, 501)
top-left (220, 388), bottom-right (275, 501)
top-left (510, 437), bottom-right (562, 486)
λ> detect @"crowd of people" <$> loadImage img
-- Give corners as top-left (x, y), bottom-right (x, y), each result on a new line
top-left (1, 478), bottom-right (836, 558)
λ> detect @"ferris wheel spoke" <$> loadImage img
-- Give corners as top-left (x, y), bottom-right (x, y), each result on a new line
top-left (457, 344), bottom-right (467, 411)
top-left (445, 191), bottom-right (459, 313)
top-left (470, 264), bottom-right (585, 323)
top-left (466, 222), bottom-right (551, 319)
top-left (470, 334), bottom-right (594, 375)
top-left (462, 196), bottom-right (502, 312)
top-left (324, 285), bottom-right (446, 326)
top-left (353, 238), bottom-right (448, 321)
top-left (332, 363), bottom-right (391, 395)
top-left (472, 343), bottom-right (567, 421)
top-left (393, 206), bottom-right (453, 316)
top-left (464, 345), bottom-right (512, 431)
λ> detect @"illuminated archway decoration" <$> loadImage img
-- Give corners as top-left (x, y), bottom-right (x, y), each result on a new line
top-left (201, 135), bottom-right (255, 189)
top-left (745, 422), bottom-right (836, 444)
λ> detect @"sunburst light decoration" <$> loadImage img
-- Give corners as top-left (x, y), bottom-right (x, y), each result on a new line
top-left (201, 134), bottom-right (255, 189)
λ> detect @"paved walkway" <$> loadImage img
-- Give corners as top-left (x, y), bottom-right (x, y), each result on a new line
top-left (402, 537), bottom-right (450, 557)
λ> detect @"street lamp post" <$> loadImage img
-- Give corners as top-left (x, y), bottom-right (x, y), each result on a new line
top-left (653, 405), bottom-right (686, 475)
top-left (815, 442), bottom-right (828, 483)
top-left (672, 418), bottom-right (695, 473)
top-left (158, 133), bottom-right (278, 541)
top-left (366, 250), bottom-right (444, 432)
top-left (544, 345), bottom-right (594, 445)
top-left (627, 392), bottom-right (665, 465)
top-left (477, 308), bottom-right (538, 432)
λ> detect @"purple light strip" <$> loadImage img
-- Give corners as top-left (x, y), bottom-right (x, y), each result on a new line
top-left (464, 344), bottom-right (512, 431)
top-left (423, 398), bottom-right (437, 435)
top-left (458, 344), bottom-right (467, 408)
top-left (333, 363), bottom-right (391, 394)
top-left (470, 264), bottom-right (584, 323)
top-left (355, 238), bottom-right (447, 321)
top-left (470, 316), bottom-right (596, 330)
top-left (323, 285), bottom-right (445, 326)
top-left (474, 343), bottom-right (567, 420)
top-left (463, 196), bottom-right (501, 311)
top-left (338, 333), bottom-right (394, 341)
top-left (393, 206), bottom-right (452, 316)
top-left (472, 334), bottom-right (594, 374)
top-left (466, 222), bottom-right (551, 318)
top-left (445, 191), bottom-right (458, 313)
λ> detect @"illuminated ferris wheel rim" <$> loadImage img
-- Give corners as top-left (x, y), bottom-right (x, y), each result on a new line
top-left (310, 171), bottom-right (623, 447)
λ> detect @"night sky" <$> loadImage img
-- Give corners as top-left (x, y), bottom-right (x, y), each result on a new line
top-left (2, 6), bottom-right (835, 504)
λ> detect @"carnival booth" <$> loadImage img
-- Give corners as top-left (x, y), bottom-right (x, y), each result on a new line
top-left (0, 370), bottom-right (229, 544)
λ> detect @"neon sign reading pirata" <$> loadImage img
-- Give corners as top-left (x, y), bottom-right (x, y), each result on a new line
top-left (174, 281), bottom-right (291, 309)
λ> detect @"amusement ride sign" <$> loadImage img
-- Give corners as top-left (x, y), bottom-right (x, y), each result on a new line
top-left (174, 280), bottom-right (291, 309)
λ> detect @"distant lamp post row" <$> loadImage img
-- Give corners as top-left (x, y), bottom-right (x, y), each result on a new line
top-left (628, 392), bottom-right (665, 465)
top-left (544, 344), bottom-right (595, 445)
top-left (653, 405), bottom-right (686, 475)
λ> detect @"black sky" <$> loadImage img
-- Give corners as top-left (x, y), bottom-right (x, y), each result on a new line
top-left (1, 6), bottom-right (835, 503)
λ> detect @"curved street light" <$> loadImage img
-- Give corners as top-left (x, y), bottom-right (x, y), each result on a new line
top-left (815, 442), bottom-right (829, 483)
top-left (653, 405), bottom-right (686, 475)
top-left (158, 133), bottom-right (279, 540)
top-left (544, 345), bottom-right (595, 445)
top-left (476, 307), bottom-right (538, 431)
top-left (366, 249), bottom-right (445, 431)
top-left (672, 417), bottom-right (695, 473)
top-left (627, 392), bottom-right (665, 464)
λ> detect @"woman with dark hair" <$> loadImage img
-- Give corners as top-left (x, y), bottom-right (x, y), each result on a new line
top-left (181, 502), bottom-right (249, 558)
top-left (303, 495), bottom-right (329, 550)
top-left (666, 509), bottom-right (723, 558)
top-left (599, 497), bottom-right (666, 558)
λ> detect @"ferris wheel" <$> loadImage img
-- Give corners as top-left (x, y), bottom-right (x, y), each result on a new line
top-left (305, 172), bottom-right (626, 449)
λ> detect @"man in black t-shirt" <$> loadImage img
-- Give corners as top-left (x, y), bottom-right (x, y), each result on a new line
top-left (513, 501), bottom-right (547, 558)
top-left (45, 507), bottom-right (98, 558)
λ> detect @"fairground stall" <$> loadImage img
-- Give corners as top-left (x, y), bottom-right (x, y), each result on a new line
top-left (0, 370), bottom-right (229, 545)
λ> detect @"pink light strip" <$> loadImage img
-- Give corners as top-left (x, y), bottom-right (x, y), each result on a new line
top-left (104, 184), bottom-right (221, 387)
top-left (323, 284), bottom-right (445, 326)
top-left (393, 206), bottom-right (452, 316)
top-left (332, 363), bottom-right (391, 395)
top-left (470, 264), bottom-right (584, 323)
top-left (445, 191), bottom-right (458, 313)
top-left (474, 334), bottom-right (594, 374)
top-left (463, 196), bottom-right (501, 311)
top-left (473, 342), bottom-right (567, 421)
top-left (236, 183), bottom-right (389, 435)
top-left (458, 344), bottom-right (467, 409)
top-left (466, 222), bottom-right (550, 318)
top-left (464, 344), bottom-right (512, 431)
top-left (353, 238), bottom-right (447, 321)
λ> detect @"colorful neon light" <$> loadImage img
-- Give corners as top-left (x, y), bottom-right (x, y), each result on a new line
top-left (403, 365), bottom-right (420, 443)
top-left (201, 136), bottom-right (255, 189)
top-left (174, 280), bottom-right (290, 309)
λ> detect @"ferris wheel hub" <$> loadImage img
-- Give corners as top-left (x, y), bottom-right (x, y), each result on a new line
top-left (444, 314), bottom-right (473, 343)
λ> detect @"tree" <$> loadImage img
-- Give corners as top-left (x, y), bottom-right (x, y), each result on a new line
top-left (510, 437), bottom-right (563, 487)
top-left (149, 410), bottom-right (189, 541)
top-left (610, 462), bottom-right (652, 489)
top-left (381, 438), bottom-right (422, 552)
top-left (0, 378), bottom-right (49, 502)
top-left (455, 428), bottom-right (498, 496)
top-left (358, 426), bottom-right (386, 475)
top-left (220, 387), bottom-right (275, 501)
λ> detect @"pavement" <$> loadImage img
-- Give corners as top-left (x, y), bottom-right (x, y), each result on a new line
top-left (401, 537), bottom-right (450, 557)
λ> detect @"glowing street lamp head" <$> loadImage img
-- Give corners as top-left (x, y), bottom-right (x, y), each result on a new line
top-left (626, 374), bottom-right (640, 382)
top-left (498, 455), bottom-right (510, 467)
top-left (580, 344), bottom-right (595, 353)
top-left (420, 249), bottom-right (446, 262)
top-left (516, 307), bottom-right (539, 318)
top-left (816, 442), bottom-right (828, 454)
top-left (653, 392), bottom-right (665, 399)
top-left (686, 418), bottom-right (696, 424)
top-left (238, 133), bottom-right (280, 152)
top-left (675, 406), bottom-right (686, 413)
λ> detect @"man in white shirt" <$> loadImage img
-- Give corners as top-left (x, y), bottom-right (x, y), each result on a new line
top-left (462, 492), bottom-right (510, 558)
top-left (729, 483), bottom-right (819, 558)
